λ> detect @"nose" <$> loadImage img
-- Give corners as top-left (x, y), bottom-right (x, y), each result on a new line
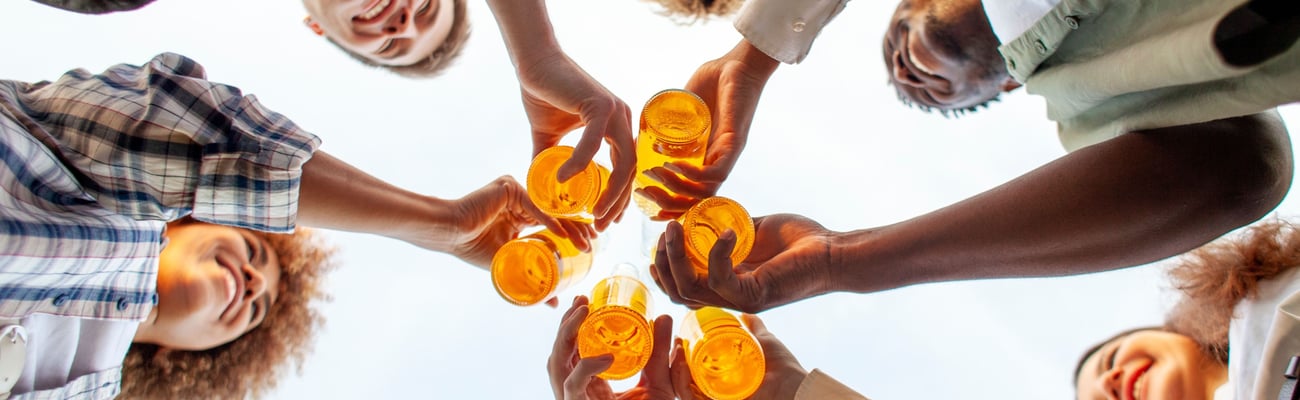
top-left (891, 51), bottom-right (925, 87)
top-left (241, 263), bottom-right (267, 301)
top-left (382, 6), bottom-right (417, 38)
top-left (1098, 367), bottom-right (1123, 400)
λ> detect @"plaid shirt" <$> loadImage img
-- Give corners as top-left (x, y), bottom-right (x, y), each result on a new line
top-left (0, 53), bottom-right (320, 399)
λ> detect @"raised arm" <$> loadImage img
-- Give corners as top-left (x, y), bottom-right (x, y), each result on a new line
top-left (654, 112), bottom-right (1293, 311)
top-left (484, 0), bottom-right (634, 231)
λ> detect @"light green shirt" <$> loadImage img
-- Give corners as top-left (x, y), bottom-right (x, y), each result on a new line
top-left (998, 0), bottom-right (1300, 152)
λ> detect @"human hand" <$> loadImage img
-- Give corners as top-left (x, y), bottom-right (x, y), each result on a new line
top-left (548, 296), bottom-right (676, 400)
top-left (636, 39), bottom-right (779, 220)
top-left (442, 176), bottom-right (595, 269)
top-left (670, 314), bottom-right (809, 400)
top-left (650, 214), bottom-right (834, 313)
top-left (517, 52), bottom-right (634, 231)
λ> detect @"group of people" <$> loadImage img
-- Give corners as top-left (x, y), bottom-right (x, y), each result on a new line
top-left (2, 0), bottom-right (1297, 398)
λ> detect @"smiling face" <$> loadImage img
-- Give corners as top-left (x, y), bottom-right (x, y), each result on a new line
top-left (882, 0), bottom-right (1017, 112)
top-left (303, 0), bottom-right (456, 66)
top-left (1076, 330), bottom-right (1224, 400)
top-left (145, 222), bottom-right (282, 351)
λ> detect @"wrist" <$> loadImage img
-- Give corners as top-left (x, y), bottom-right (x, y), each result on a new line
top-left (392, 195), bottom-right (460, 252)
top-left (828, 227), bottom-right (921, 294)
top-left (732, 39), bottom-right (780, 78)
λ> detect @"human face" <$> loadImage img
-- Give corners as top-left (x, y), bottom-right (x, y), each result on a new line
top-left (147, 223), bottom-right (281, 350)
top-left (303, 0), bottom-right (456, 66)
top-left (882, 0), bottom-right (1012, 111)
top-left (1076, 330), bottom-right (1219, 400)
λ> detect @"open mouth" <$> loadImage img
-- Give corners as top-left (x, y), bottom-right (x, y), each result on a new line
top-left (218, 255), bottom-right (245, 321)
top-left (1126, 363), bottom-right (1152, 400)
top-left (354, 0), bottom-right (396, 22)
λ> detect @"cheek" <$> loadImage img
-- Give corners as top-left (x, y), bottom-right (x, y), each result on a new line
top-left (1148, 364), bottom-right (1191, 400)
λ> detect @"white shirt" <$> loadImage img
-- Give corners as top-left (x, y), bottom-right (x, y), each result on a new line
top-left (1228, 266), bottom-right (1300, 400)
top-left (12, 315), bottom-right (136, 397)
top-left (732, 0), bottom-right (849, 64)
top-left (980, 0), bottom-right (1062, 44)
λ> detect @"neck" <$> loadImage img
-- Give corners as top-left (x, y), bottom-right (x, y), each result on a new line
top-left (1201, 356), bottom-right (1229, 398)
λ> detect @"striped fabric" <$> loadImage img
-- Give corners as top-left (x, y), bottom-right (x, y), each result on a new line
top-left (0, 52), bottom-right (320, 322)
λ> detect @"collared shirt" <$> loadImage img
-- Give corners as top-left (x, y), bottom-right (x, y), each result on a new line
top-left (0, 53), bottom-right (320, 399)
top-left (997, 0), bottom-right (1300, 151)
top-left (981, 0), bottom-right (1061, 44)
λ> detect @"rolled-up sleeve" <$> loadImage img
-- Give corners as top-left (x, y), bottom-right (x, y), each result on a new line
top-left (11, 52), bottom-right (321, 233)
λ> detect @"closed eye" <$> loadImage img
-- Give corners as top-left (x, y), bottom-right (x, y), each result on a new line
top-left (1106, 343), bottom-right (1121, 370)
top-left (376, 39), bottom-right (395, 55)
top-left (416, 0), bottom-right (433, 15)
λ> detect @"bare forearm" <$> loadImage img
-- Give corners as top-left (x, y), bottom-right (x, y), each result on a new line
top-left (832, 112), bottom-right (1293, 293)
top-left (297, 151), bottom-right (458, 251)
top-left (485, 0), bottom-right (562, 70)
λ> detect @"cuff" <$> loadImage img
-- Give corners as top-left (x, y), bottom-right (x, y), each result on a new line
top-left (733, 0), bottom-right (848, 64)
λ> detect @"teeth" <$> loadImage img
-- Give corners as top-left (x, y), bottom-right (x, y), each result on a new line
top-left (361, 0), bottom-right (391, 20)
top-left (1133, 370), bottom-right (1147, 400)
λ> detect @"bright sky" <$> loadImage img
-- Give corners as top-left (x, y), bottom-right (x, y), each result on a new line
top-left (4, 0), bottom-right (1299, 399)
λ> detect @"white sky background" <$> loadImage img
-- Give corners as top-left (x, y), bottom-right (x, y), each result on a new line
top-left (3, 0), bottom-right (1300, 398)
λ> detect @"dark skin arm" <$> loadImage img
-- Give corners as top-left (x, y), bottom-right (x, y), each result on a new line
top-left (654, 112), bottom-right (1294, 312)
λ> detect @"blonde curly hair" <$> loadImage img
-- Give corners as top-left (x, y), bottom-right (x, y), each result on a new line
top-left (120, 225), bottom-right (336, 399)
top-left (644, 0), bottom-right (746, 23)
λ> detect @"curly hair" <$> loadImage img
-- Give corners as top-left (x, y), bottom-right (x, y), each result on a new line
top-left (644, 0), bottom-right (746, 23)
top-left (328, 0), bottom-right (471, 79)
top-left (120, 226), bottom-right (337, 399)
top-left (1164, 217), bottom-right (1300, 365)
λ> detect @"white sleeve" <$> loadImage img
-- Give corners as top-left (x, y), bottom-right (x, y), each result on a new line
top-left (733, 0), bottom-right (849, 64)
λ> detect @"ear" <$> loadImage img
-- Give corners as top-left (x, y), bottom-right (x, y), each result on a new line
top-left (1000, 77), bottom-right (1022, 92)
top-left (303, 16), bottom-right (325, 36)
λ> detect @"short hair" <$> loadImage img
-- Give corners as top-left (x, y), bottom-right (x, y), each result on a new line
top-left (30, 0), bottom-right (156, 14)
top-left (327, 0), bottom-right (472, 79)
top-left (120, 224), bottom-right (337, 399)
top-left (644, 0), bottom-right (746, 24)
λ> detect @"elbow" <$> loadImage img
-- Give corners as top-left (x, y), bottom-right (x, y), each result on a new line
top-left (1201, 112), bottom-right (1294, 224)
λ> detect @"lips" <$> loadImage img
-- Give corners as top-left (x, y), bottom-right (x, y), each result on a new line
top-left (1124, 362), bottom-right (1152, 400)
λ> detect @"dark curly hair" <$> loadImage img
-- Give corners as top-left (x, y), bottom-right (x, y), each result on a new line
top-left (120, 225), bottom-right (336, 399)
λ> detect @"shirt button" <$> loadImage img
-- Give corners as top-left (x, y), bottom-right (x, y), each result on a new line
top-left (1035, 40), bottom-right (1049, 53)
top-left (792, 20), bottom-right (806, 32)
top-left (1065, 16), bottom-right (1080, 29)
top-left (116, 297), bottom-right (130, 311)
top-left (51, 294), bottom-right (69, 307)
top-left (1007, 58), bottom-right (1017, 69)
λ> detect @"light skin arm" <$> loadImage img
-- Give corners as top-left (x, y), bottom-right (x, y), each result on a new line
top-left (655, 112), bottom-right (1293, 312)
top-left (296, 151), bottom-right (591, 269)
top-left (639, 39), bottom-right (781, 219)
top-left (485, 0), bottom-right (634, 231)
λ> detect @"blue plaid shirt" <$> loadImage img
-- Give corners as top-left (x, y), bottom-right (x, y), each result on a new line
top-left (0, 53), bottom-right (320, 398)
